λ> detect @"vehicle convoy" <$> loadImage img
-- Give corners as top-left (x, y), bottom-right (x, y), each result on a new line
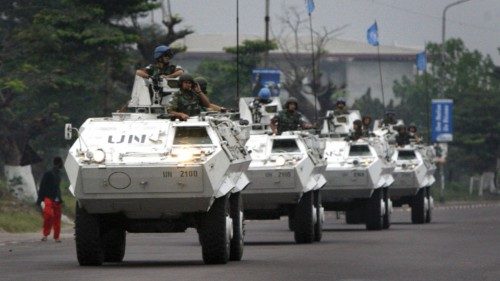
top-left (243, 131), bottom-right (326, 243)
top-left (64, 76), bottom-right (251, 266)
top-left (319, 110), bottom-right (395, 230)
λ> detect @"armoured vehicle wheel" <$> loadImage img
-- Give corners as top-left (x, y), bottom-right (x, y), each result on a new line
top-left (199, 195), bottom-right (231, 264)
top-left (229, 192), bottom-right (244, 261)
top-left (288, 211), bottom-right (295, 231)
top-left (102, 228), bottom-right (126, 263)
top-left (365, 189), bottom-right (383, 230)
top-left (294, 191), bottom-right (315, 244)
top-left (345, 209), bottom-right (363, 224)
top-left (313, 190), bottom-right (323, 242)
top-left (411, 188), bottom-right (426, 224)
top-left (382, 188), bottom-right (391, 229)
top-left (425, 187), bottom-right (433, 223)
top-left (75, 204), bottom-right (104, 266)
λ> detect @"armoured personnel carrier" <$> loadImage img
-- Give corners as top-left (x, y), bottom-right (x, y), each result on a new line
top-left (319, 110), bottom-right (395, 230)
top-left (372, 119), bottom-right (436, 224)
top-left (64, 76), bottom-right (251, 265)
top-left (242, 131), bottom-right (326, 243)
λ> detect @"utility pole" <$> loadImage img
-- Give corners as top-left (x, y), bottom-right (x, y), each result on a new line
top-left (439, 0), bottom-right (473, 202)
top-left (264, 0), bottom-right (270, 67)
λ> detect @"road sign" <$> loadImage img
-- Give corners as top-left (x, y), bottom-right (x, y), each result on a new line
top-left (431, 99), bottom-right (453, 143)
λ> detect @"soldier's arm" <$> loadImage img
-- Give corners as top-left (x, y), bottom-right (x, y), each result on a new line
top-left (270, 116), bottom-right (278, 135)
top-left (167, 95), bottom-right (189, 120)
top-left (136, 68), bottom-right (150, 79)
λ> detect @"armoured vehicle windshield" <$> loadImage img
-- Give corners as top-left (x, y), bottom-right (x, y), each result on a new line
top-left (173, 126), bottom-right (213, 145)
top-left (398, 150), bottom-right (417, 160)
top-left (271, 139), bottom-right (301, 153)
top-left (348, 145), bottom-right (372, 157)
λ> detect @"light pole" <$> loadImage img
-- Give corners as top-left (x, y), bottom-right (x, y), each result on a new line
top-left (439, 0), bottom-right (473, 202)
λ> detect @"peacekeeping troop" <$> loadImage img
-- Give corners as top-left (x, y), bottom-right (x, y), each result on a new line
top-left (349, 119), bottom-right (364, 141)
top-left (395, 126), bottom-right (410, 146)
top-left (361, 115), bottom-right (373, 137)
top-left (167, 74), bottom-right (223, 120)
top-left (270, 97), bottom-right (312, 135)
top-left (381, 110), bottom-right (397, 126)
top-left (333, 98), bottom-right (349, 115)
top-left (408, 123), bottom-right (421, 143)
top-left (136, 45), bottom-right (184, 79)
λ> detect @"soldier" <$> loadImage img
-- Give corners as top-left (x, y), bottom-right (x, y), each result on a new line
top-left (349, 119), bottom-right (364, 141)
top-left (136, 45), bottom-right (184, 79)
top-left (168, 74), bottom-right (222, 120)
top-left (361, 115), bottom-right (373, 137)
top-left (270, 97), bottom-right (312, 135)
top-left (408, 123), bottom-right (421, 143)
top-left (194, 76), bottom-right (224, 112)
top-left (333, 98), bottom-right (349, 115)
top-left (381, 110), bottom-right (397, 126)
top-left (395, 126), bottom-right (410, 146)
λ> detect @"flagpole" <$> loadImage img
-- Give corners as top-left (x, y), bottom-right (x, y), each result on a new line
top-left (308, 10), bottom-right (318, 124)
top-left (376, 38), bottom-right (385, 109)
top-left (236, 0), bottom-right (240, 106)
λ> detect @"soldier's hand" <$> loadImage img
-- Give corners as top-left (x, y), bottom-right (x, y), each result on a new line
top-left (178, 113), bottom-right (189, 121)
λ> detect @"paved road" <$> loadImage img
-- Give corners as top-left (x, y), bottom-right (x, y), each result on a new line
top-left (1, 204), bottom-right (499, 281)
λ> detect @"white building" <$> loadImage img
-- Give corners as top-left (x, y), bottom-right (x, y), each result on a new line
top-left (173, 34), bottom-right (421, 106)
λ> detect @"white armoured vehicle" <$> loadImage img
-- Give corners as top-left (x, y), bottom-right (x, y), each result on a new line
top-left (243, 131), bottom-right (326, 243)
top-left (391, 145), bottom-right (436, 223)
top-left (319, 110), bottom-right (395, 230)
top-left (238, 96), bottom-right (282, 132)
top-left (64, 76), bottom-right (251, 265)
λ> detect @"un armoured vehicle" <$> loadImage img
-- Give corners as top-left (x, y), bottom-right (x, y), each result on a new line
top-left (319, 110), bottom-right (395, 230)
top-left (373, 119), bottom-right (436, 224)
top-left (243, 131), bottom-right (326, 243)
top-left (64, 76), bottom-right (251, 265)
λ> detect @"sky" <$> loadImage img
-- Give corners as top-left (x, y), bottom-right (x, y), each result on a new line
top-left (154, 0), bottom-right (500, 63)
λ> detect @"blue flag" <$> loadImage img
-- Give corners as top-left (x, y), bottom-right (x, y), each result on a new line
top-left (306, 0), bottom-right (315, 14)
top-left (367, 22), bottom-right (379, 46)
top-left (416, 51), bottom-right (427, 71)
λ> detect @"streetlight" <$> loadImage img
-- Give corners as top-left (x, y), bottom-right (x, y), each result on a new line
top-left (439, 0), bottom-right (473, 202)
top-left (440, 0), bottom-right (473, 98)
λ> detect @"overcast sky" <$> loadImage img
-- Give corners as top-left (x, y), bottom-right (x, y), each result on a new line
top-left (156, 0), bottom-right (500, 63)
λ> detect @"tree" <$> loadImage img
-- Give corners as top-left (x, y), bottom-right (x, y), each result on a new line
top-left (391, 39), bottom-right (500, 179)
top-left (0, 0), bottom-right (157, 201)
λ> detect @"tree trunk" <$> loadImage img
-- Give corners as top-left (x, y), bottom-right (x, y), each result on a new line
top-left (4, 165), bottom-right (37, 202)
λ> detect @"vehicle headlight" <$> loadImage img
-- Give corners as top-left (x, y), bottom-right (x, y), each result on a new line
top-left (84, 148), bottom-right (106, 164)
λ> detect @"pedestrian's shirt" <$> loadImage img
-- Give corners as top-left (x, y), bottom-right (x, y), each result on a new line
top-left (274, 110), bottom-right (305, 134)
top-left (144, 63), bottom-right (182, 77)
top-left (37, 168), bottom-right (62, 205)
top-left (168, 90), bottom-right (204, 116)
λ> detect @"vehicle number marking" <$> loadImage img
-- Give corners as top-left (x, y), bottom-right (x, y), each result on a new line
top-left (180, 170), bottom-right (198, 177)
top-left (278, 171), bottom-right (291, 178)
top-left (353, 172), bottom-right (365, 177)
top-left (163, 171), bottom-right (172, 178)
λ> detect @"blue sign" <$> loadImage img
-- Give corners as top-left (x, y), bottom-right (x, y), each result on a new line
top-left (252, 68), bottom-right (281, 96)
top-left (431, 99), bottom-right (453, 142)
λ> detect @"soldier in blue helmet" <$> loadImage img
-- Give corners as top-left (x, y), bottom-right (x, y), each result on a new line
top-left (136, 45), bottom-right (184, 79)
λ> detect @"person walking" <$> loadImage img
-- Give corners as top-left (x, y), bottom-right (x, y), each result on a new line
top-left (37, 157), bottom-right (64, 242)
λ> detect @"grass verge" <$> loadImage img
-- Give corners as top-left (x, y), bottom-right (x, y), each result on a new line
top-left (0, 180), bottom-right (43, 232)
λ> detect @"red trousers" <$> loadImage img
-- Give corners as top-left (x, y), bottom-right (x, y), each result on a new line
top-left (42, 198), bottom-right (62, 239)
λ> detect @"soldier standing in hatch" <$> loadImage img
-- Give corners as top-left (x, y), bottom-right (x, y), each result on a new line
top-left (349, 120), bottom-right (364, 141)
top-left (361, 115), bottom-right (373, 137)
top-left (37, 157), bottom-right (64, 243)
top-left (333, 98), bottom-right (349, 115)
top-left (136, 45), bottom-right (184, 79)
top-left (270, 97), bottom-right (312, 135)
top-left (168, 74), bottom-right (223, 120)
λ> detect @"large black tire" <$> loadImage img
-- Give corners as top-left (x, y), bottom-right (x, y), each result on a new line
top-left (425, 186), bottom-right (433, 223)
top-left (294, 191), bottom-right (315, 244)
top-left (313, 190), bottom-right (323, 242)
top-left (382, 188), bottom-right (391, 229)
top-left (75, 204), bottom-right (104, 266)
top-left (102, 228), bottom-right (126, 263)
top-left (229, 192), bottom-right (244, 261)
top-left (288, 211), bottom-right (295, 231)
top-left (365, 189), bottom-right (383, 230)
top-left (199, 195), bottom-right (230, 264)
top-left (345, 209), bottom-right (364, 224)
top-left (411, 188), bottom-right (426, 224)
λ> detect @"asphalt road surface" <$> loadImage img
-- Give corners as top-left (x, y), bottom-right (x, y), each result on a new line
top-left (1, 204), bottom-right (499, 281)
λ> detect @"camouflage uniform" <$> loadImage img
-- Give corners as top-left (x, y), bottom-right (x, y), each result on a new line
top-left (273, 110), bottom-right (305, 134)
top-left (144, 63), bottom-right (182, 77)
top-left (333, 107), bottom-right (349, 116)
top-left (168, 90), bottom-right (204, 116)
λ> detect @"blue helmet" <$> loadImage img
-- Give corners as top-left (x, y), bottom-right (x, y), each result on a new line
top-left (153, 45), bottom-right (173, 60)
top-left (258, 87), bottom-right (271, 100)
